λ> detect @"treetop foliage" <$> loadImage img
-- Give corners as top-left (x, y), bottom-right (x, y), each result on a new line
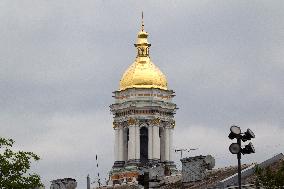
top-left (255, 161), bottom-right (284, 188)
top-left (0, 137), bottom-right (43, 189)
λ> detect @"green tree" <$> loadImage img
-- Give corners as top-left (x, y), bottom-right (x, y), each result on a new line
top-left (0, 137), bottom-right (43, 189)
top-left (255, 161), bottom-right (284, 188)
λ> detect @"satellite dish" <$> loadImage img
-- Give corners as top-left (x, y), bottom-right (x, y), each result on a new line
top-left (204, 155), bottom-right (215, 170)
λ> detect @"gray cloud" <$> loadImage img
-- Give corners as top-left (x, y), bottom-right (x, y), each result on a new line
top-left (0, 0), bottom-right (283, 188)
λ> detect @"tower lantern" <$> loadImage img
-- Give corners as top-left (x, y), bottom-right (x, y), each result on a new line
top-left (109, 14), bottom-right (177, 184)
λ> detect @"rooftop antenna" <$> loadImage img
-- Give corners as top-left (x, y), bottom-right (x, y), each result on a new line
top-left (175, 149), bottom-right (187, 159)
top-left (175, 148), bottom-right (198, 158)
top-left (91, 154), bottom-right (101, 188)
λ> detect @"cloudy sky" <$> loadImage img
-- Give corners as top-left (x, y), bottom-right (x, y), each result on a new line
top-left (0, 0), bottom-right (283, 188)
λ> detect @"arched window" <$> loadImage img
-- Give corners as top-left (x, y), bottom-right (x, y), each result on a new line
top-left (140, 127), bottom-right (148, 164)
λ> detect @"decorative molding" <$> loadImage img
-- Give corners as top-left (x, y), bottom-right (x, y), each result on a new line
top-left (149, 118), bottom-right (161, 126)
top-left (113, 122), bottom-right (119, 129)
top-left (171, 120), bottom-right (176, 128)
top-left (127, 117), bottom-right (138, 126)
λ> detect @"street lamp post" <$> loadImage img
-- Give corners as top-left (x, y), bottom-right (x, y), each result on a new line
top-left (237, 138), bottom-right (241, 189)
top-left (228, 125), bottom-right (255, 189)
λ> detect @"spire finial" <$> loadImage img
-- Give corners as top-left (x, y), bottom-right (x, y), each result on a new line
top-left (141, 11), bottom-right (144, 31)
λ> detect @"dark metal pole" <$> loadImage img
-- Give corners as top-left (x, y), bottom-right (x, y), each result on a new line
top-left (87, 175), bottom-right (90, 189)
top-left (237, 138), bottom-right (241, 189)
top-left (144, 172), bottom-right (149, 189)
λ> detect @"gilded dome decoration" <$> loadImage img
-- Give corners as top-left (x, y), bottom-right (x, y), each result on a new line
top-left (119, 15), bottom-right (168, 91)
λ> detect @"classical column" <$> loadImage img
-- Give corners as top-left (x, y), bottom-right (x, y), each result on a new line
top-left (135, 126), bottom-right (140, 160)
top-left (169, 128), bottom-right (173, 161)
top-left (164, 128), bottom-right (170, 161)
top-left (152, 126), bottom-right (160, 160)
top-left (148, 126), bottom-right (153, 160)
top-left (114, 128), bottom-right (119, 161)
top-left (160, 128), bottom-right (165, 161)
top-left (128, 126), bottom-right (135, 160)
top-left (118, 127), bottom-right (124, 161)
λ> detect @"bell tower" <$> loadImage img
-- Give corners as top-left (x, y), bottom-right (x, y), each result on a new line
top-left (110, 13), bottom-right (177, 182)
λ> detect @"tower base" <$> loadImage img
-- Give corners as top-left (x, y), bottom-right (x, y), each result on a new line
top-left (109, 160), bottom-right (177, 185)
top-left (112, 161), bottom-right (126, 168)
top-left (164, 161), bottom-right (178, 175)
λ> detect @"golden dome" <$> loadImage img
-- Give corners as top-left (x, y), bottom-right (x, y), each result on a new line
top-left (119, 57), bottom-right (168, 90)
top-left (119, 15), bottom-right (168, 91)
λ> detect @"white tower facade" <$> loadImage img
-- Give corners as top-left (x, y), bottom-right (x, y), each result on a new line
top-left (111, 88), bottom-right (176, 165)
top-left (110, 17), bottom-right (177, 181)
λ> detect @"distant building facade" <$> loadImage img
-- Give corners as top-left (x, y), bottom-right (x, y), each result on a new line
top-left (50, 178), bottom-right (77, 189)
top-left (181, 155), bottom-right (215, 184)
